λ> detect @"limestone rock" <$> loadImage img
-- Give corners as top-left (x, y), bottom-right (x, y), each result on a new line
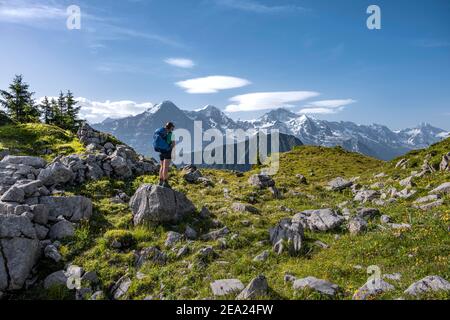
top-left (210, 279), bottom-right (244, 296)
top-left (404, 275), bottom-right (450, 296)
top-left (130, 184), bottom-right (195, 225)
top-left (293, 276), bottom-right (340, 296)
top-left (237, 275), bottom-right (268, 299)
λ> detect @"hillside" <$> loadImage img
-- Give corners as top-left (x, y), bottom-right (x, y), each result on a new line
top-left (0, 124), bottom-right (449, 300)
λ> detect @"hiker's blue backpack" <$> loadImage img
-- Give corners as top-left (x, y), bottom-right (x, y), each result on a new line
top-left (153, 127), bottom-right (171, 153)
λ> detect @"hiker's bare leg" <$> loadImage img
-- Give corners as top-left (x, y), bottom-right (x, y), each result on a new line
top-left (159, 161), bottom-right (164, 181)
top-left (163, 159), bottom-right (170, 181)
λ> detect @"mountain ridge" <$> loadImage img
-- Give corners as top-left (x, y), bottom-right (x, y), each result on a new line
top-left (92, 101), bottom-right (449, 161)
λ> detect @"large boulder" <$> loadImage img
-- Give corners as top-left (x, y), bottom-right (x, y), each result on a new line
top-left (0, 215), bottom-right (41, 292)
top-left (0, 155), bottom-right (46, 169)
top-left (38, 162), bottom-right (74, 186)
top-left (129, 184), bottom-right (196, 225)
top-left (269, 218), bottom-right (303, 255)
top-left (39, 196), bottom-right (92, 222)
top-left (404, 276), bottom-right (450, 297)
top-left (293, 209), bottom-right (344, 232)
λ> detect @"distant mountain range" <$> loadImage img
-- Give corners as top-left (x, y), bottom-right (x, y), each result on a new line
top-left (92, 101), bottom-right (449, 162)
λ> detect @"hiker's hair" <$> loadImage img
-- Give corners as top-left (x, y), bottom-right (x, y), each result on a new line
top-left (165, 122), bottom-right (175, 130)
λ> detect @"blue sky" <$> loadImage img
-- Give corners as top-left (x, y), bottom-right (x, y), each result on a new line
top-left (0, 0), bottom-right (449, 129)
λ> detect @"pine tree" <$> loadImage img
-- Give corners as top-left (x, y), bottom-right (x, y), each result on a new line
top-left (39, 96), bottom-right (53, 124)
top-left (50, 98), bottom-right (61, 126)
top-left (65, 90), bottom-right (81, 132)
top-left (0, 75), bottom-right (40, 123)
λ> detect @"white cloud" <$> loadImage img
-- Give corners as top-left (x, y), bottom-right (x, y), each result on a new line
top-left (176, 76), bottom-right (251, 94)
top-left (38, 97), bottom-right (152, 123)
top-left (0, 3), bottom-right (66, 22)
top-left (165, 58), bottom-right (195, 68)
top-left (298, 107), bottom-right (339, 115)
top-left (225, 91), bottom-right (320, 113)
top-left (214, 0), bottom-right (308, 13)
top-left (305, 99), bottom-right (356, 108)
top-left (299, 99), bottom-right (356, 114)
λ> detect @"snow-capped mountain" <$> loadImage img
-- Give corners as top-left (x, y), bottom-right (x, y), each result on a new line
top-left (92, 101), bottom-right (449, 161)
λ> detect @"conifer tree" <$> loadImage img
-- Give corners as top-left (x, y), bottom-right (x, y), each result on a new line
top-left (0, 75), bottom-right (40, 123)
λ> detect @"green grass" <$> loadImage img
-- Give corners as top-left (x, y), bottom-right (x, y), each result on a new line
top-left (16, 136), bottom-right (450, 300)
top-left (0, 123), bottom-right (84, 161)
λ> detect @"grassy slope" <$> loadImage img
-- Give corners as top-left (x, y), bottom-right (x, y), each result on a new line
top-left (6, 124), bottom-right (448, 300)
top-left (0, 123), bottom-right (84, 161)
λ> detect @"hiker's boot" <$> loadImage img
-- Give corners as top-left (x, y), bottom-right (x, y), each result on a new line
top-left (158, 179), bottom-right (164, 186)
top-left (162, 181), bottom-right (172, 189)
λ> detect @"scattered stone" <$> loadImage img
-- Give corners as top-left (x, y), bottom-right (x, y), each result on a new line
top-left (237, 275), bottom-right (268, 300)
top-left (356, 208), bottom-right (380, 220)
top-left (354, 190), bottom-right (380, 203)
top-left (388, 223), bottom-right (412, 230)
top-left (165, 231), bottom-right (184, 248)
top-left (327, 177), bottom-right (352, 191)
top-left (135, 247), bottom-right (167, 267)
top-left (313, 240), bottom-right (329, 249)
top-left (185, 225), bottom-right (197, 240)
top-left (293, 209), bottom-right (344, 232)
top-left (176, 245), bottom-right (190, 258)
top-left (49, 220), bottom-right (75, 240)
top-left (253, 250), bottom-right (269, 262)
top-left (440, 153), bottom-right (450, 171)
top-left (348, 217), bottom-right (368, 235)
top-left (404, 276), bottom-right (450, 296)
top-left (200, 227), bottom-right (230, 241)
top-left (429, 182), bottom-right (450, 195)
top-left (293, 276), bottom-right (340, 296)
top-left (269, 186), bottom-right (282, 199)
top-left (231, 202), bottom-right (259, 214)
top-left (44, 244), bottom-right (61, 262)
top-left (296, 174), bottom-right (307, 184)
top-left (395, 158), bottom-right (409, 169)
top-left (380, 215), bottom-right (392, 224)
top-left (43, 270), bottom-right (68, 289)
top-left (210, 279), bottom-right (244, 297)
top-left (399, 176), bottom-right (415, 188)
top-left (353, 279), bottom-right (395, 300)
top-left (129, 184), bottom-right (196, 225)
top-left (414, 199), bottom-right (444, 211)
top-left (111, 276), bottom-right (132, 300)
top-left (284, 274), bottom-right (296, 283)
top-left (413, 194), bottom-right (441, 204)
top-left (269, 218), bottom-right (303, 255)
top-left (383, 273), bottom-right (402, 281)
top-left (248, 174), bottom-right (275, 189)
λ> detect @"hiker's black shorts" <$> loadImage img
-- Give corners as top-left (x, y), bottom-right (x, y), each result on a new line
top-left (159, 150), bottom-right (172, 161)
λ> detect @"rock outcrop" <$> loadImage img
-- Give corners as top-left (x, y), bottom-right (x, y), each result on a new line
top-left (129, 184), bottom-right (196, 225)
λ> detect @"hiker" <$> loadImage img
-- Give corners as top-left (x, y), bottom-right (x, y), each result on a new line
top-left (153, 122), bottom-right (175, 188)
